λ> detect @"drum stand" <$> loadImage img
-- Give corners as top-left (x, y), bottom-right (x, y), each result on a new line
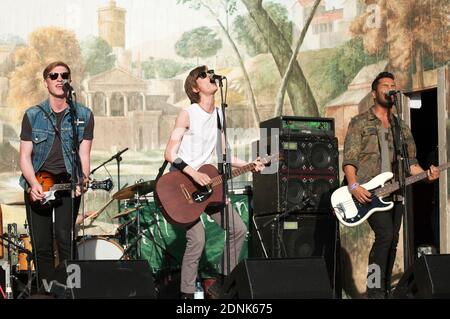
top-left (118, 196), bottom-right (178, 265)
top-left (120, 193), bottom-right (143, 260)
top-left (16, 253), bottom-right (36, 299)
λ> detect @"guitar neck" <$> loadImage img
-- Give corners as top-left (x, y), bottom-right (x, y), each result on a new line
top-left (50, 183), bottom-right (73, 192)
top-left (210, 162), bottom-right (256, 187)
top-left (377, 162), bottom-right (449, 197)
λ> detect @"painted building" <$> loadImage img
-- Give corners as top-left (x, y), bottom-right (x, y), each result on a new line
top-left (291, 0), bottom-right (364, 51)
top-left (324, 60), bottom-right (388, 147)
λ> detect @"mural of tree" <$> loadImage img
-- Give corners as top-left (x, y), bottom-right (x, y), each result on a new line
top-left (141, 57), bottom-right (156, 79)
top-left (350, 0), bottom-right (449, 89)
top-left (7, 27), bottom-right (84, 118)
top-left (233, 2), bottom-right (292, 57)
top-left (175, 26), bottom-right (223, 64)
top-left (81, 36), bottom-right (115, 76)
top-left (274, 0), bottom-right (320, 117)
top-left (319, 38), bottom-right (386, 109)
top-left (177, 0), bottom-right (261, 127)
top-left (241, 0), bottom-right (319, 116)
top-left (141, 57), bottom-right (194, 79)
top-left (0, 34), bottom-right (25, 46)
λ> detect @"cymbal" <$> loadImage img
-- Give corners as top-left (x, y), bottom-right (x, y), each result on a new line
top-left (112, 180), bottom-right (156, 200)
top-left (110, 208), bottom-right (137, 220)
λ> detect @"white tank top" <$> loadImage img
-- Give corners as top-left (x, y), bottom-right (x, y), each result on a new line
top-left (177, 103), bottom-right (223, 170)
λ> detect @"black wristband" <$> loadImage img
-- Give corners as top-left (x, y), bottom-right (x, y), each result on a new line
top-left (173, 157), bottom-right (188, 171)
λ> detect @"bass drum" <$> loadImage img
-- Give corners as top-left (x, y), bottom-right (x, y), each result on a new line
top-left (77, 236), bottom-right (124, 260)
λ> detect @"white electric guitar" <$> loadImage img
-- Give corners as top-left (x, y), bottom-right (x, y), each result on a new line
top-left (331, 163), bottom-right (449, 227)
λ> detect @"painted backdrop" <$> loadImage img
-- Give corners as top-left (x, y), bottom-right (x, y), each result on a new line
top-left (0, 0), bottom-right (448, 298)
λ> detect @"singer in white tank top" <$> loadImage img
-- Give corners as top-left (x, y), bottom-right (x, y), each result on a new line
top-left (163, 65), bottom-right (265, 298)
top-left (177, 103), bottom-right (223, 170)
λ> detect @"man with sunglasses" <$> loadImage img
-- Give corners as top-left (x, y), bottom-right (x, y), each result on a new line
top-left (164, 65), bottom-right (265, 299)
top-left (19, 61), bottom-right (94, 290)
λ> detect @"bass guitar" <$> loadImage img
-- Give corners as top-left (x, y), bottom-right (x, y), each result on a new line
top-left (331, 163), bottom-right (448, 227)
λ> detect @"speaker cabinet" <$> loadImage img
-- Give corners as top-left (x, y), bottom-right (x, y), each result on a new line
top-left (250, 213), bottom-right (340, 295)
top-left (253, 135), bottom-right (339, 215)
top-left (48, 260), bottom-right (156, 299)
top-left (221, 258), bottom-right (333, 299)
top-left (393, 255), bottom-right (450, 299)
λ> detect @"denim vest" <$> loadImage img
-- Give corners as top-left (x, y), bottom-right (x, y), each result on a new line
top-left (19, 99), bottom-right (92, 190)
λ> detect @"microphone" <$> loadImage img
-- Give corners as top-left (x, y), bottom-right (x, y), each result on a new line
top-left (207, 70), bottom-right (226, 83)
top-left (62, 79), bottom-right (74, 93)
top-left (210, 73), bottom-right (225, 80)
top-left (111, 147), bottom-right (129, 160)
top-left (385, 90), bottom-right (400, 98)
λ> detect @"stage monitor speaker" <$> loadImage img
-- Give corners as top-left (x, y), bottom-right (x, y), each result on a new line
top-left (220, 257), bottom-right (333, 299)
top-left (48, 260), bottom-right (156, 299)
top-left (249, 213), bottom-right (340, 295)
top-left (392, 254), bottom-right (450, 299)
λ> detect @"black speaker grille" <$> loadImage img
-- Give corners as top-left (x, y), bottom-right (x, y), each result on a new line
top-left (253, 134), bottom-right (339, 215)
top-left (250, 214), bottom-right (339, 292)
top-left (309, 142), bottom-right (333, 169)
top-left (49, 260), bottom-right (156, 299)
top-left (221, 258), bottom-right (333, 299)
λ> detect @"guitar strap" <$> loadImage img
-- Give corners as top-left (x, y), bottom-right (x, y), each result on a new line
top-left (216, 109), bottom-right (222, 130)
top-left (153, 160), bottom-right (169, 208)
top-left (36, 104), bottom-right (61, 139)
top-left (216, 108), bottom-right (224, 165)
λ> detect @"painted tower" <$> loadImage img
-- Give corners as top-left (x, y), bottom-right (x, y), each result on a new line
top-left (98, 0), bottom-right (126, 49)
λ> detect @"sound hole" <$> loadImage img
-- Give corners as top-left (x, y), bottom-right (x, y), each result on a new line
top-left (309, 143), bottom-right (331, 169)
top-left (283, 179), bottom-right (306, 208)
top-left (285, 149), bottom-right (306, 169)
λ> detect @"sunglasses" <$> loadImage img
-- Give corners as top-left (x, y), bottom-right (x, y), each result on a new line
top-left (47, 72), bottom-right (70, 81)
top-left (197, 70), bottom-right (214, 79)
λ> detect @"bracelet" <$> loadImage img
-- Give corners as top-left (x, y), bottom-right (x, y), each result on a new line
top-left (349, 182), bottom-right (359, 192)
top-left (173, 157), bottom-right (188, 171)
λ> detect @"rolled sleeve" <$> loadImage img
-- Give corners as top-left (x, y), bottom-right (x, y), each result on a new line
top-left (342, 118), bottom-right (362, 171)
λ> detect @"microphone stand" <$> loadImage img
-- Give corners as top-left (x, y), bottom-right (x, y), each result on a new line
top-left (390, 92), bottom-right (413, 270)
top-left (217, 76), bottom-right (232, 283)
top-left (66, 88), bottom-right (82, 261)
top-left (90, 147), bottom-right (128, 214)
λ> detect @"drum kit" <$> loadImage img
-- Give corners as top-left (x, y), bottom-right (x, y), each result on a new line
top-left (0, 179), bottom-right (159, 298)
top-left (0, 222), bottom-right (35, 299)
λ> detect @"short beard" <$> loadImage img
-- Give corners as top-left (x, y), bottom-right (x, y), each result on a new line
top-left (376, 93), bottom-right (394, 109)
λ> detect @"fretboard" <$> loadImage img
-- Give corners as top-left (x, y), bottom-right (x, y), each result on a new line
top-left (50, 183), bottom-right (72, 191)
top-left (209, 154), bottom-right (276, 188)
top-left (376, 162), bottom-right (449, 197)
top-left (210, 162), bottom-right (257, 187)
